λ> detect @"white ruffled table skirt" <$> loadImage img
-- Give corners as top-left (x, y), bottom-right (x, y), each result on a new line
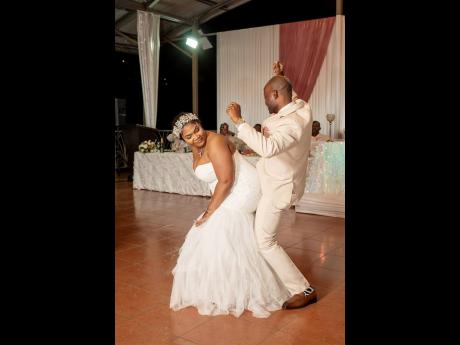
top-left (133, 152), bottom-right (259, 197)
top-left (133, 145), bottom-right (345, 219)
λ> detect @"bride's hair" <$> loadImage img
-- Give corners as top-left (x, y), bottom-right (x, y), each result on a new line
top-left (172, 112), bottom-right (201, 139)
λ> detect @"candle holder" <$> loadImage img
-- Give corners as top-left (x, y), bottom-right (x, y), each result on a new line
top-left (326, 114), bottom-right (336, 142)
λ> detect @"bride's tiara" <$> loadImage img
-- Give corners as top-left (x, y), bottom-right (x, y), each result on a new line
top-left (173, 113), bottom-right (199, 138)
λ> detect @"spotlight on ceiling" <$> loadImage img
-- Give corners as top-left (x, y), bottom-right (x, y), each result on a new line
top-left (186, 37), bottom-right (198, 49)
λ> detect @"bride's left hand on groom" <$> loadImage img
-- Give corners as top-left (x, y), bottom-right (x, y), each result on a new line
top-left (262, 127), bottom-right (270, 138)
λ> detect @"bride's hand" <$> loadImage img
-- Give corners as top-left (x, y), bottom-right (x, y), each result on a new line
top-left (262, 126), bottom-right (270, 138)
top-left (194, 210), bottom-right (213, 227)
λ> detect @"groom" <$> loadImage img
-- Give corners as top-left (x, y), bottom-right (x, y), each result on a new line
top-left (226, 62), bottom-right (317, 309)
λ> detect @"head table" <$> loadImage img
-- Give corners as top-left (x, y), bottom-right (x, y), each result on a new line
top-left (133, 142), bottom-right (344, 218)
top-left (295, 141), bottom-right (345, 218)
top-left (133, 152), bottom-right (259, 197)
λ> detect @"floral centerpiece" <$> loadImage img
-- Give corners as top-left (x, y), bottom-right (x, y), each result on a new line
top-left (166, 133), bottom-right (187, 153)
top-left (138, 140), bottom-right (157, 153)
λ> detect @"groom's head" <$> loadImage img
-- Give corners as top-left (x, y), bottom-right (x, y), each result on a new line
top-left (263, 76), bottom-right (293, 114)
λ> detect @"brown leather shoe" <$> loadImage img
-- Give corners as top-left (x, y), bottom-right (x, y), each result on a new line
top-left (282, 287), bottom-right (318, 309)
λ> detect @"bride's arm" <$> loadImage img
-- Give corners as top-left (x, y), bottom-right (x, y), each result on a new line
top-left (195, 135), bottom-right (235, 226)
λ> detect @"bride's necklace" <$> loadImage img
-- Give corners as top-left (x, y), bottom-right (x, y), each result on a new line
top-left (198, 133), bottom-right (206, 157)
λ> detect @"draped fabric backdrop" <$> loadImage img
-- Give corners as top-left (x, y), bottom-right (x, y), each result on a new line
top-left (308, 15), bottom-right (345, 139)
top-left (216, 25), bottom-right (279, 133)
top-left (137, 11), bottom-right (160, 128)
top-left (279, 17), bottom-right (335, 103)
top-left (215, 17), bottom-right (344, 138)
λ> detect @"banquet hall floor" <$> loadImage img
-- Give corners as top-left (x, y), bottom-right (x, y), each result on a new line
top-left (116, 181), bottom-right (345, 345)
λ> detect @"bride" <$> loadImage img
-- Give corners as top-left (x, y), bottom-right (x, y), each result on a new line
top-left (169, 112), bottom-right (289, 318)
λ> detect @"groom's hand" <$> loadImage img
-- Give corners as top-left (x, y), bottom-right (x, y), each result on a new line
top-left (273, 61), bottom-right (284, 76)
top-left (226, 102), bottom-right (243, 125)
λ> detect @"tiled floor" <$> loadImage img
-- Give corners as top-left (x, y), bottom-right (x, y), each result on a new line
top-left (116, 182), bottom-right (344, 345)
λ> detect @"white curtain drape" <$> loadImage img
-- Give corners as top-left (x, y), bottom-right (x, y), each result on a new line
top-left (308, 15), bottom-right (345, 139)
top-left (217, 25), bottom-right (279, 132)
top-left (137, 11), bottom-right (160, 128)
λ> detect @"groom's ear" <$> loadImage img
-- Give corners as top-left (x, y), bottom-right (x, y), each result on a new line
top-left (272, 89), bottom-right (279, 99)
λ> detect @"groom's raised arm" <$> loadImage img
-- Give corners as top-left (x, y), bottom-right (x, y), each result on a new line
top-left (237, 121), bottom-right (302, 158)
top-left (226, 102), bottom-right (308, 158)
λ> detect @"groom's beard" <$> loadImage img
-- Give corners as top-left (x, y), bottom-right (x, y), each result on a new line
top-left (266, 99), bottom-right (279, 114)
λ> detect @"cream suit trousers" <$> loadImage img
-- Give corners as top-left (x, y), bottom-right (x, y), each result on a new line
top-left (254, 196), bottom-right (310, 295)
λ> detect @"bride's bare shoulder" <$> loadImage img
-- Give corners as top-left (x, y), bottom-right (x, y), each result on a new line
top-left (206, 132), bottom-right (234, 152)
top-left (206, 132), bottom-right (225, 145)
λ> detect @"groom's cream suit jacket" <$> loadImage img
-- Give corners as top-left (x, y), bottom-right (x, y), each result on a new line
top-left (237, 100), bottom-right (313, 209)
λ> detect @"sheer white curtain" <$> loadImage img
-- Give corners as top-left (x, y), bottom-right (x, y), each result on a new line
top-left (217, 25), bottom-right (279, 132)
top-left (308, 15), bottom-right (345, 139)
top-left (137, 11), bottom-right (160, 128)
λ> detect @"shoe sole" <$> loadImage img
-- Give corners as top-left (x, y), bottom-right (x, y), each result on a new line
top-left (282, 295), bottom-right (318, 310)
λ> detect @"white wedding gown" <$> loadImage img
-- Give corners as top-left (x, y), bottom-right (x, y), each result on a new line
top-left (170, 152), bottom-right (290, 318)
